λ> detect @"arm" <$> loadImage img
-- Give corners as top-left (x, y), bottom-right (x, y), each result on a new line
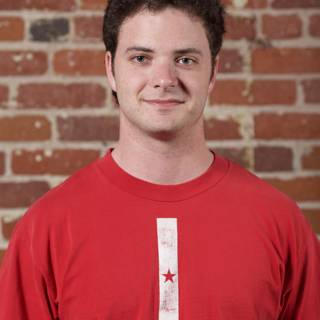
top-left (279, 205), bottom-right (320, 319)
top-left (0, 215), bottom-right (58, 319)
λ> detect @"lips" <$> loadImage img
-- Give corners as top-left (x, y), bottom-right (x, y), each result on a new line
top-left (143, 99), bottom-right (184, 107)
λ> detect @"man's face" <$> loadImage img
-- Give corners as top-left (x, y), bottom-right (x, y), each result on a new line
top-left (105, 7), bottom-right (217, 138)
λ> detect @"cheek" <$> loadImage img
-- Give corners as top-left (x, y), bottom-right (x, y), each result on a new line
top-left (186, 78), bottom-right (206, 98)
top-left (120, 73), bottom-right (147, 93)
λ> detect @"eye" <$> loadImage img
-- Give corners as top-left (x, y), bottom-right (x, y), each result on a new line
top-left (177, 57), bottom-right (195, 65)
top-left (132, 55), bottom-right (148, 63)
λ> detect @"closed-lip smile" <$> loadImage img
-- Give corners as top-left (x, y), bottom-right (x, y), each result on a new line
top-left (143, 99), bottom-right (184, 107)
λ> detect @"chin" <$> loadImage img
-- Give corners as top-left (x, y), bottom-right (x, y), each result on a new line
top-left (144, 126), bottom-right (181, 141)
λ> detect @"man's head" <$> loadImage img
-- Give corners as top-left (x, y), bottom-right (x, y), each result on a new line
top-left (103, 0), bottom-right (225, 102)
top-left (103, 1), bottom-right (225, 138)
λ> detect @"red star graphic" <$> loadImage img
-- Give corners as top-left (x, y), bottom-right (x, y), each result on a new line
top-left (162, 269), bottom-right (176, 283)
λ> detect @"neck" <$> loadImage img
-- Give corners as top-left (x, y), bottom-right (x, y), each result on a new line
top-left (111, 118), bottom-right (213, 185)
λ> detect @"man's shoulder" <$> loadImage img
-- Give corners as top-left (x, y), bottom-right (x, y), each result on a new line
top-left (24, 155), bottom-right (106, 223)
top-left (222, 155), bottom-right (297, 210)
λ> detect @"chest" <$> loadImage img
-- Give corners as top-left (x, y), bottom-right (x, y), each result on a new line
top-left (58, 209), bottom-right (283, 319)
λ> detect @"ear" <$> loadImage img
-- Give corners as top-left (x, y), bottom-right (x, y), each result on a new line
top-left (105, 51), bottom-right (117, 92)
top-left (208, 55), bottom-right (219, 94)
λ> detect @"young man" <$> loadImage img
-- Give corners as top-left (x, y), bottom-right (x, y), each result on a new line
top-left (0, 0), bottom-right (319, 319)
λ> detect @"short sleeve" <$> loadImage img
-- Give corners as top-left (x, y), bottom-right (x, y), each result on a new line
top-left (0, 213), bottom-right (58, 319)
top-left (279, 204), bottom-right (320, 319)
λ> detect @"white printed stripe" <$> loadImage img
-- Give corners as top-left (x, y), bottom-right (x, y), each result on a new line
top-left (157, 218), bottom-right (179, 320)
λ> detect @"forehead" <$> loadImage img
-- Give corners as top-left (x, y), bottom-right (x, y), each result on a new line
top-left (117, 8), bottom-right (210, 53)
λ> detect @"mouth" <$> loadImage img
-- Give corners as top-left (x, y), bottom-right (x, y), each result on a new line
top-left (143, 99), bottom-right (184, 108)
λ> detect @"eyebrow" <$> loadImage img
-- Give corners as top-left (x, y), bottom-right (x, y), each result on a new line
top-left (125, 46), bottom-right (203, 56)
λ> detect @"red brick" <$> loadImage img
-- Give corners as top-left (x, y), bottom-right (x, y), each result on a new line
top-left (0, 17), bottom-right (24, 41)
top-left (12, 149), bottom-right (100, 175)
top-left (250, 80), bottom-right (296, 105)
top-left (215, 148), bottom-right (250, 168)
top-left (74, 16), bottom-right (103, 41)
top-left (0, 250), bottom-right (6, 267)
top-left (302, 146), bottom-right (320, 170)
top-left (2, 217), bottom-right (19, 240)
top-left (204, 118), bottom-right (241, 140)
top-left (262, 15), bottom-right (302, 39)
top-left (265, 177), bottom-right (320, 202)
top-left (30, 18), bottom-right (69, 42)
top-left (0, 85), bottom-right (8, 107)
top-left (210, 80), bottom-right (296, 105)
top-left (255, 113), bottom-right (320, 140)
top-left (0, 181), bottom-right (50, 208)
top-left (222, 0), bottom-right (267, 9)
top-left (81, 0), bottom-right (107, 9)
top-left (302, 79), bottom-right (320, 103)
top-left (225, 15), bottom-right (256, 40)
top-left (0, 116), bottom-right (51, 141)
top-left (58, 116), bottom-right (119, 141)
top-left (54, 50), bottom-right (105, 76)
top-left (210, 80), bottom-right (249, 105)
top-left (272, 0), bottom-right (320, 8)
top-left (302, 209), bottom-right (320, 234)
top-left (254, 146), bottom-right (293, 172)
top-left (0, 152), bottom-right (4, 175)
top-left (310, 15), bottom-right (320, 37)
top-left (0, 51), bottom-right (47, 76)
top-left (17, 83), bottom-right (106, 109)
top-left (252, 48), bottom-right (320, 74)
top-left (219, 49), bottom-right (243, 73)
top-left (0, 0), bottom-right (76, 11)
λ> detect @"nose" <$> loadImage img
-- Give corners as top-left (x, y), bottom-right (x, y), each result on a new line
top-left (150, 61), bottom-right (178, 89)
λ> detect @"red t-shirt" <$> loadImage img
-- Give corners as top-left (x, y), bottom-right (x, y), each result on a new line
top-left (0, 150), bottom-right (319, 319)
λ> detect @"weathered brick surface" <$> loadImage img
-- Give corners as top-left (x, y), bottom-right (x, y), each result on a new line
top-left (272, 0), bottom-right (320, 8)
top-left (2, 218), bottom-right (19, 241)
top-left (0, 116), bottom-right (51, 141)
top-left (210, 80), bottom-right (296, 105)
top-left (12, 149), bottom-right (101, 175)
top-left (0, 86), bottom-right (8, 107)
top-left (0, 17), bottom-right (24, 41)
top-left (222, 0), bottom-right (267, 9)
top-left (302, 146), bottom-right (320, 170)
top-left (302, 79), bottom-right (320, 103)
top-left (30, 19), bottom-right (69, 42)
top-left (219, 49), bottom-right (243, 73)
top-left (204, 118), bottom-right (241, 140)
top-left (17, 83), bottom-right (106, 109)
top-left (81, 0), bottom-right (107, 10)
top-left (225, 15), bottom-right (256, 40)
top-left (262, 15), bottom-right (302, 39)
top-left (266, 177), bottom-right (320, 201)
top-left (303, 209), bottom-right (320, 234)
top-left (0, 251), bottom-right (5, 266)
top-left (252, 48), bottom-right (320, 74)
top-left (309, 15), bottom-right (320, 37)
top-left (0, 0), bottom-right (76, 11)
top-left (0, 152), bottom-right (4, 175)
top-left (58, 116), bottom-right (119, 141)
top-left (0, 51), bottom-right (47, 76)
top-left (254, 146), bottom-right (293, 172)
top-left (0, 182), bottom-right (50, 208)
top-left (53, 50), bottom-right (105, 76)
top-left (210, 80), bottom-right (248, 105)
top-left (74, 16), bottom-right (103, 41)
top-left (250, 80), bottom-right (296, 105)
top-left (215, 148), bottom-right (249, 168)
top-left (255, 114), bottom-right (320, 140)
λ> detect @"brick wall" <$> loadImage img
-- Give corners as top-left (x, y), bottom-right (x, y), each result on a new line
top-left (0, 0), bottom-right (319, 264)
